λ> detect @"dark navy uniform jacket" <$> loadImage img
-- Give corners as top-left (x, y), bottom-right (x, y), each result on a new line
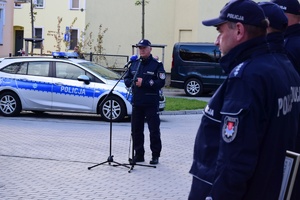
top-left (124, 54), bottom-right (165, 106)
top-left (189, 36), bottom-right (300, 200)
top-left (283, 24), bottom-right (300, 200)
top-left (267, 32), bottom-right (286, 54)
top-left (284, 24), bottom-right (300, 75)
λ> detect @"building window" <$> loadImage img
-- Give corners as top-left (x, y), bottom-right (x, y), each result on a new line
top-left (14, 3), bottom-right (23, 8)
top-left (69, 29), bottom-right (78, 50)
top-left (0, 9), bottom-right (3, 45)
top-left (34, 28), bottom-right (43, 49)
top-left (34, 0), bottom-right (44, 8)
top-left (70, 0), bottom-right (79, 9)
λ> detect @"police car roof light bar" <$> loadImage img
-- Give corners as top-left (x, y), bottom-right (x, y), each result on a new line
top-left (52, 52), bottom-right (79, 59)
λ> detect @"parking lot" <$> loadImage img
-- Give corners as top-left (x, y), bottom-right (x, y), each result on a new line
top-left (0, 111), bottom-right (203, 200)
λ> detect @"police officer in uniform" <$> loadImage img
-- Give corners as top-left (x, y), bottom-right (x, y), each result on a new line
top-left (269, 1), bottom-right (300, 199)
top-left (188, 1), bottom-right (300, 199)
top-left (260, 3), bottom-right (300, 199)
top-left (258, 2), bottom-right (288, 53)
top-left (272, 0), bottom-right (300, 75)
top-left (124, 39), bottom-right (165, 165)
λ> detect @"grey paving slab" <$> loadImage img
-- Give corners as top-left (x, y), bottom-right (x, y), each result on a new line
top-left (0, 113), bottom-right (203, 200)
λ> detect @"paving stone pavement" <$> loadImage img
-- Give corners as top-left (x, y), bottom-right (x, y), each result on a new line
top-left (0, 113), bottom-right (203, 200)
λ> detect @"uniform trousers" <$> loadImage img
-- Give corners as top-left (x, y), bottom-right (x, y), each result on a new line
top-left (131, 105), bottom-right (162, 158)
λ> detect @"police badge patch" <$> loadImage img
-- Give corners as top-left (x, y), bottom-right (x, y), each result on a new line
top-left (222, 116), bottom-right (239, 143)
top-left (159, 73), bottom-right (166, 80)
top-left (149, 79), bottom-right (154, 86)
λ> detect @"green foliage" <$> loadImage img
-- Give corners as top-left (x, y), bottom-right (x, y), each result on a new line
top-left (47, 17), bottom-right (64, 52)
top-left (77, 24), bottom-right (108, 64)
top-left (135, 0), bottom-right (149, 6)
top-left (29, 2), bottom-right (37, 22)
top-left (46, 16), bottom-right (108, 62)
top-left (165, 97), bottom-right (207, 111)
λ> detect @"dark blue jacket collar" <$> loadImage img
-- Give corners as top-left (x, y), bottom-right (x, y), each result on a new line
top-left (266, 32), bottom-right (286, 53)
top-left (284, 24), bottom-right (300, 38)
top-left (220, 36), bottom-right (268, 74)
top-left (141, 54), bottom-right (153, 64)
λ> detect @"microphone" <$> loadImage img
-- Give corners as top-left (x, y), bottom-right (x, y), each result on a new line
top-left (124, 55), bottom-right (139, 68)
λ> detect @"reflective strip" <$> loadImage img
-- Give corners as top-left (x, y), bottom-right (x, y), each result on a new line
top-left (220, 108), bottom-right (243, 115)
top-left (192, 174), bottom-right (213, 186)
top-left (204, 112), bottom-right (222, 123)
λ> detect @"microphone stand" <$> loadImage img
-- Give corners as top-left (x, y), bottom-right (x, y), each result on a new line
top-left (87, 65), bottom-right (131, 170)
top-left (122, 59), bottom-right (156, 173)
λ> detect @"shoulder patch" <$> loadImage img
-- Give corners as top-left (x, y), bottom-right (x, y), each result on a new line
top-left (222, 116), bottom-right (239, 143)
top-left (229, 62), bottom-right (246, 78)
top-left (159, 73), bottom-right (166, 80)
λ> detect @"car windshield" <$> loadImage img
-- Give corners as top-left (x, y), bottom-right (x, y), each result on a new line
top-left (79, 61), bottom-right (121, 80)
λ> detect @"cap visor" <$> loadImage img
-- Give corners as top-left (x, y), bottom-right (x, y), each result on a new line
top-left (202, 18), bottom-right (226, 26)
top-left (136, 44), bottom-right (149, 47)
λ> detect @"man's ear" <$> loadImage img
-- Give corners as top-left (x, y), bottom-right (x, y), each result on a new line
top-left (235, 22), bottom-right (245, 41)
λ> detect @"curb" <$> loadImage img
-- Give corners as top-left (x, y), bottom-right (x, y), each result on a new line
top-left (160, 109), bottom-right (203, 115)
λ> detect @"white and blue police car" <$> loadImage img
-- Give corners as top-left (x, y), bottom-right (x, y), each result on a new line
top-left (0, 52), bottom-right (165, 121)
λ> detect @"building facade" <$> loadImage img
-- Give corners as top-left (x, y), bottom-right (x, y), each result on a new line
top-left (13, 0), bottom-right (86, 56)
top-left (0, 0), bottom-right (14, 57)
top-left (85, 0), bottom-right (231, 72)
top-left (13, 0), bottom-right (237, 72)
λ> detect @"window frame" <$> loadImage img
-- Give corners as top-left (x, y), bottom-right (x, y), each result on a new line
top-left (69, 29), bottom-right (78, 50)
top-left (69, 0), bottom-right (80, 10)
top-left (34, 0), bottom-right (45, 9)
top-left (14, 3), bottom-right (23, 8)
top-left (33, 27), bottom-right (43, 49)
top-left (0, 7), bottom-right (4, 45)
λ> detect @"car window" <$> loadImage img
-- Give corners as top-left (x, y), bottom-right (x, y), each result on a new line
top-left (0, 62), bottom-right (28, 74)
top-left (78, 61), bottom-right (120, 80)
top-left (179, 45), bottom-right (220, 63)
top-left (27, 62), bottom-right (50, 76)
top-left (1, 61), bottom-right (50, 76)
top-left (56, 62), bottom-right (85, 80)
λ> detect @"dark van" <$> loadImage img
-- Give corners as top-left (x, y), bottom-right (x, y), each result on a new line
top-left (170, 42), bottom-right (227, 96)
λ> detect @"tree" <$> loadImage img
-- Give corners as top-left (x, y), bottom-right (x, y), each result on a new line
top-left (135, 0), bottom-right (149, 39)
top-left (47, 17), bottom-right (77, 52)
top-left (29, 0), bottom-right (37, 55)
top-left (77, 23), bottom-right (108, 64)
top-left (47, 17), bottom-right (108, 64)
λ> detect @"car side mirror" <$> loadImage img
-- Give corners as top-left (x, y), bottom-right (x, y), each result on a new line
top-left (78, 75), bottom-right (90, 85)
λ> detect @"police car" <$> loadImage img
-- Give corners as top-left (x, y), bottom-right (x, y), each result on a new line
top-left (0, 52), bottom-right (166, 122)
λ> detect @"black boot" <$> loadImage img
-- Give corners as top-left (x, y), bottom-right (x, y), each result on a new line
top-left (149, 157), bottom-right (159, 164)
top-left (133, 155), bottom-right (145, 163)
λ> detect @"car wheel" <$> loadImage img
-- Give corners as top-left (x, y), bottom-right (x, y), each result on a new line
top-left (184, 78), bottom-right (203, 97)
top-left (99, 95), bottom-right (126, 122)
top-left (0, 92), bottom-right (22, 116)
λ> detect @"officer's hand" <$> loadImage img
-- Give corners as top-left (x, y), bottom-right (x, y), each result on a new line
top-left (136, 77), bottom-right (142, 87)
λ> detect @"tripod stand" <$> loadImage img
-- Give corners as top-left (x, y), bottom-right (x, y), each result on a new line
top-left (122, 59), bottom-right (156, 173)
top-left (87, 68), bottom-right (130, 170)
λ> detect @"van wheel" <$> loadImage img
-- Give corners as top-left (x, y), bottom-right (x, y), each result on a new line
top-left (184, 78), bottom-right (203, 97)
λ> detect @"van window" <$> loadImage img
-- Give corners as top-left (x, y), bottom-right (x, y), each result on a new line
top-left (179, 45), bottom-right (219, 63)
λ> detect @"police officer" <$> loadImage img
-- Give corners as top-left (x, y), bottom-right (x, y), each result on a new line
top-left (124, 39), bottom-right (166, 165)
top-left (188, 1), bottom-right (300, 199)
top-left (258, 2), bottom-right (288, 53)
top-left (272, 0), bottom-right (300, 75)
top-left (270, 1), bottom-right (300, 199)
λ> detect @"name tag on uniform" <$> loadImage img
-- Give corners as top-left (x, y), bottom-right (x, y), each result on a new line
top-left (146, 71), bottom-right (154, 75)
